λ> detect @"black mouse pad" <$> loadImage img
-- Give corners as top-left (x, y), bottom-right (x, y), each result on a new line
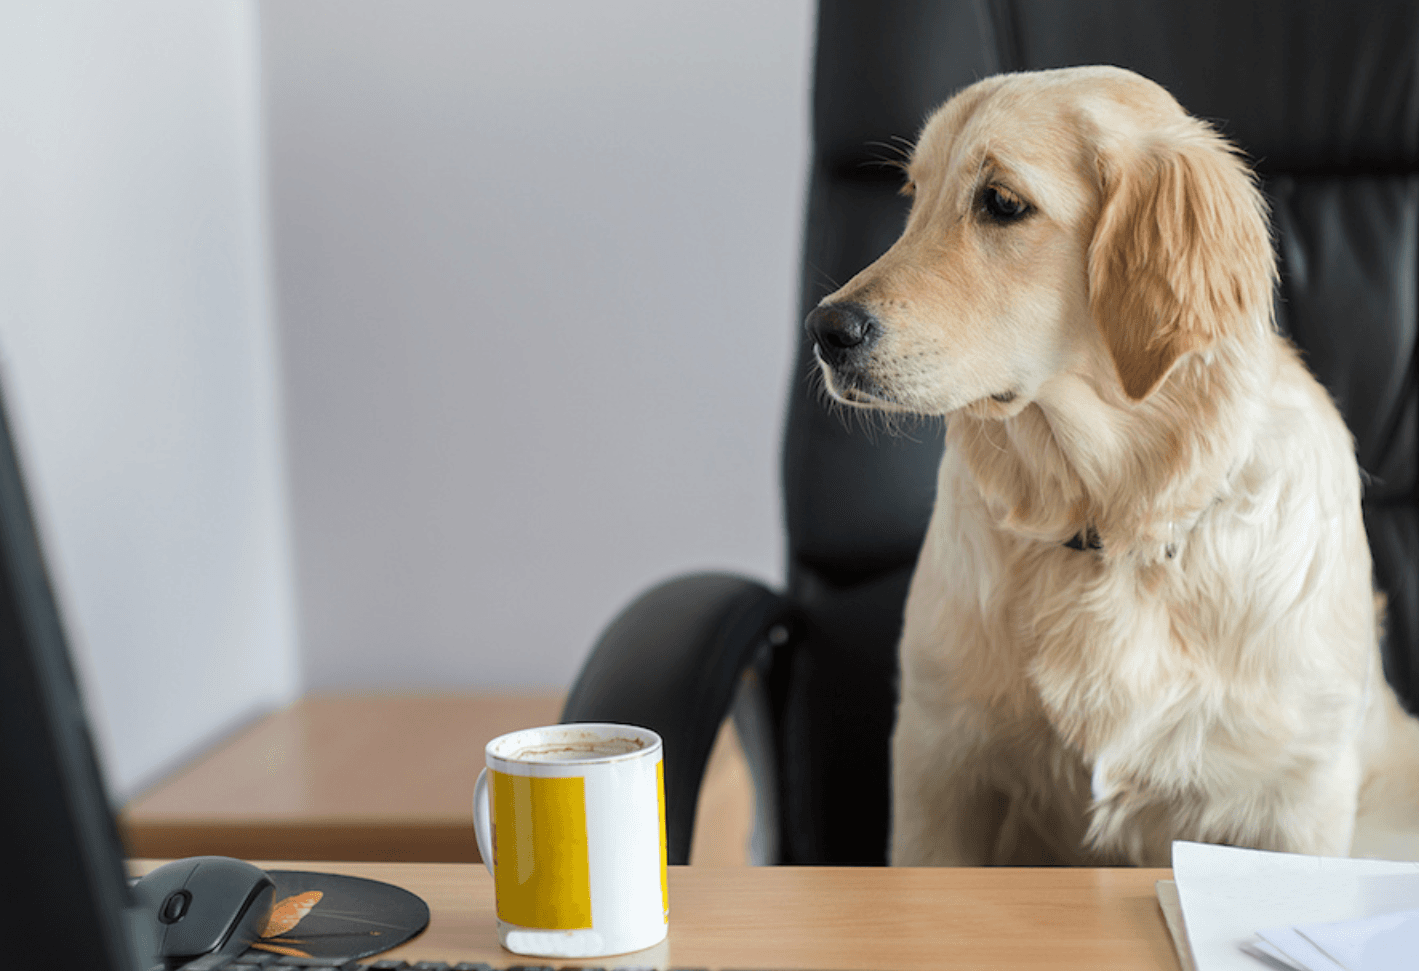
top-left (242, 870), bottom-right (430, 961)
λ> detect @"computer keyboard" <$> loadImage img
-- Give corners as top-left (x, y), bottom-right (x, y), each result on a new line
top-left (183, 965), bottom-right (681, 970)
top-left (176, 953), bottom-right (766, 971)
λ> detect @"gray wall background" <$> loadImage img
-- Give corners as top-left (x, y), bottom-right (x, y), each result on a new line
top-left (1, 1), bottom-right (297, 799)
top-left (266, 1), bottom-right (814, 693)
top-left (1, 0), bottom-right (816, 796)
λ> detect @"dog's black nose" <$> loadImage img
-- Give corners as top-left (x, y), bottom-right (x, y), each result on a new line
top-left (806, 302), bottom-right (879, 366)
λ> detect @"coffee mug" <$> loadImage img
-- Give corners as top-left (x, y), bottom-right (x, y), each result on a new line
top-left (472, 723), bottom-right (669, 958)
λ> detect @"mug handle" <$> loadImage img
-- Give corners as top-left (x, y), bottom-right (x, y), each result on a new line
top-left (473, 767), bottom-right (494, 875)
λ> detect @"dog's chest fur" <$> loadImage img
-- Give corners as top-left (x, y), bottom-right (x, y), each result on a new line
top-left (899, 406), bottom-right (1373, 865)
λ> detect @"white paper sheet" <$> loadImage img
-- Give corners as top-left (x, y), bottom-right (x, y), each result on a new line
top-left (1294, 907), bottom-right (1419, 970)
top-left (1253, 925), bottom-right (1345, 971)
top-left (1238, 936), bottom-right (1326, 971)
top-left (1158, 880), bottom-right (1199, 971)
top-left (1170, 841), bottom-right (1419, 971)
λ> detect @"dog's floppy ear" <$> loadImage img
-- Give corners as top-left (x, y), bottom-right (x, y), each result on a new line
top-left (1088, 123), bottom-right (1274, 401)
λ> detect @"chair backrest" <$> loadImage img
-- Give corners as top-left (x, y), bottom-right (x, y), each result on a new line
top-left (771, 0), bottom-right (1419, 865)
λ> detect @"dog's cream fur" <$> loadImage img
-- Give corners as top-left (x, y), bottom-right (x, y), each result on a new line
top-left (810, 66), bottom-right (1419, 866)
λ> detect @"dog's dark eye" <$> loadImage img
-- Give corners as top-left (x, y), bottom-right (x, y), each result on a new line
top-left (980, 184), bottom-right (1031, 223)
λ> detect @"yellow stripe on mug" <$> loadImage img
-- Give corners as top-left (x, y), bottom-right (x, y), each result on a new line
top-left (490, 770), bottom-right (593, 930)
top-left (657, 758), bottom-right (668, 922)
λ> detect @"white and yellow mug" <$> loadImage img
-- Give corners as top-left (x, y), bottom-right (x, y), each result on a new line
top-left (472, 723), bottom-right (669, 958)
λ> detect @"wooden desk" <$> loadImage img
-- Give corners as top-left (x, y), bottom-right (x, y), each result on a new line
top-left (121, 693), bottom-right (753, 865)
top-left (132, 861), bottom-right (1182, 970)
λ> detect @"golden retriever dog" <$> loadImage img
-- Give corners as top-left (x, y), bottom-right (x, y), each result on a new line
top-left (805, 65), bottom-right (1419, 866)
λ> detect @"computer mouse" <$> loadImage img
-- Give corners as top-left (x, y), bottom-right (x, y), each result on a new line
top-left (131, 856), bottom-right (275, 968)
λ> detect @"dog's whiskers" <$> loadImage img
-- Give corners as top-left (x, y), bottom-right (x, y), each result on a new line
top-left (866, 138), bottom-right (913, 164)
top-left (804, 359), bottom-right (934, 443)
top-left (805, 262), bottom-right (844, 301)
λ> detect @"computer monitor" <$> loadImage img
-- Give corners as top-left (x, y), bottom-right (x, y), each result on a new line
top-left (0, 384), bottom-right (150, 970)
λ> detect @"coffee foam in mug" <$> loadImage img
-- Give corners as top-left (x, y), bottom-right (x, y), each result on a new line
top-left (512, 736), bottom-right (645, 762)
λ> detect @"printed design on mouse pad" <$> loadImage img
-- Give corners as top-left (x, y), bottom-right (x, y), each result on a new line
top-left (245, 870), bottom-right (429, 960)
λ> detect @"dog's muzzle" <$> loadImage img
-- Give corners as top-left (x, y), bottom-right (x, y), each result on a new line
top-left (806, 301), bottom-right (879, 370)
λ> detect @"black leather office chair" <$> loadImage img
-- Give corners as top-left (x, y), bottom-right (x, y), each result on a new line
top-left (563, 0), bottom-right (1419, 866)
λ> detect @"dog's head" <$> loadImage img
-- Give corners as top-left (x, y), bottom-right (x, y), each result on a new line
top-left (807, 66), bottom-right (1274, 416)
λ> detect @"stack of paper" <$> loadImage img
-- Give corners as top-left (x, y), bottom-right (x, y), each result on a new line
top-left (1161, 841), bottom-right (1419, 971)
top-left (1243, 906), bottom-right (1419, 970)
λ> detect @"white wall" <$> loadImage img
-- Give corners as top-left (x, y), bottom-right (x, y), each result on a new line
top-left (0, 2), bottom-right (297, 798)
top-left (263, 1), bottom-right (815, 690)
top-left (0, 0), bottom-right (813, 796)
